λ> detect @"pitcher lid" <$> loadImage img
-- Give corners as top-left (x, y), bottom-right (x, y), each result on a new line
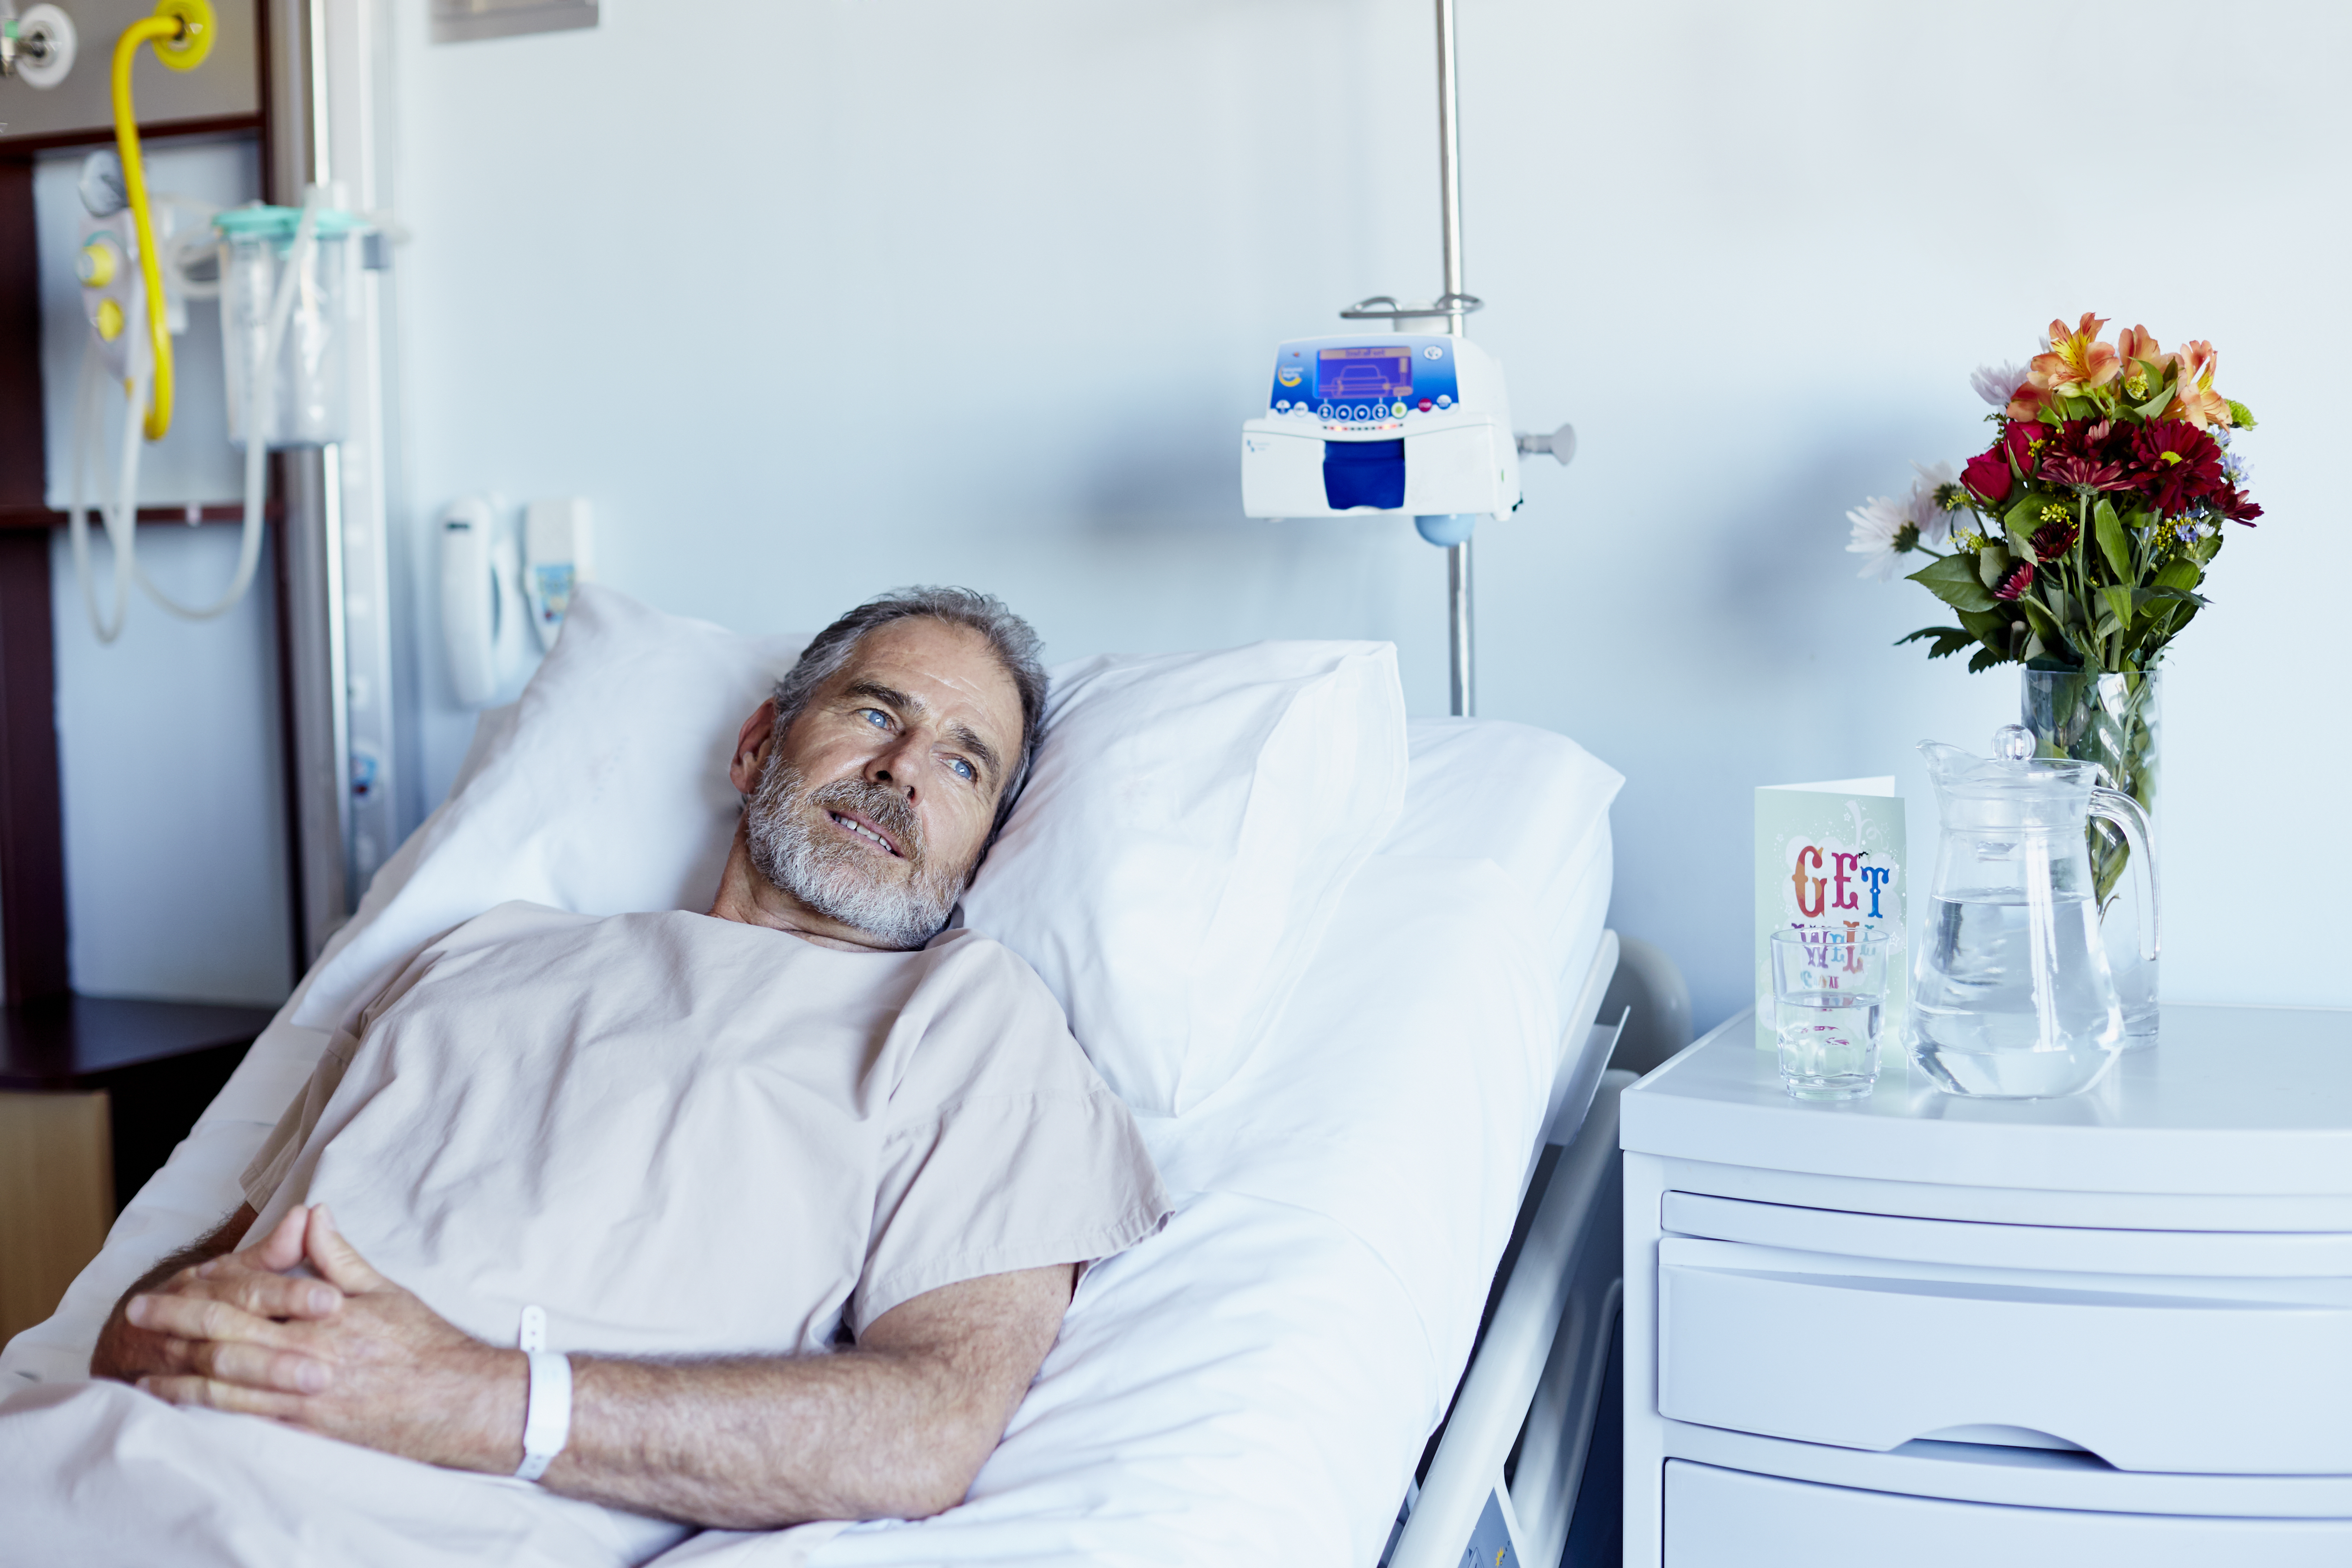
top-left (1918, 725), bottom-right (2107, 801)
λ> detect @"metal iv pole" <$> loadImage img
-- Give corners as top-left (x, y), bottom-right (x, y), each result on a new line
top-left (1435, 0), bottom-right (1472, 718)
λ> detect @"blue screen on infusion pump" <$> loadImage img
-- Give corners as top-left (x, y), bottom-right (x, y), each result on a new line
top-left (1317, 346), bottom-right (1412, 401)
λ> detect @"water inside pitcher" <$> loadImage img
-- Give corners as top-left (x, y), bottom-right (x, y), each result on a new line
top-left (1912, 726), bottom-right (2158, 1098)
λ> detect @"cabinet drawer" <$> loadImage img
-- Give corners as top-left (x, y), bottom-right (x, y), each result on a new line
top-left (1664, 1190), bottom-right (2352, 1276)
top-left (1665, 1461), bottom-right (2352, 1568)
top-left (1658, 1235), bottom-right (2352, 1473)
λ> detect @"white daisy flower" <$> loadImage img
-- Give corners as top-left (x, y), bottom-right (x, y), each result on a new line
top-left (1907, 460), bottom-right (1957, 548)
top-left (1845, 495), bottom-right (1913, 581)
top-left (1970, 363), bottom-right (2028, 408)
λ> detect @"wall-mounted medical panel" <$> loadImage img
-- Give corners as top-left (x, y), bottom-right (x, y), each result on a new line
top-left (0, 0), bottom-right (260, 146)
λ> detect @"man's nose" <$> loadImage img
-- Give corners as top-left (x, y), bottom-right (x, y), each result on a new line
top-left (865, 734), bottom-right (920, 798)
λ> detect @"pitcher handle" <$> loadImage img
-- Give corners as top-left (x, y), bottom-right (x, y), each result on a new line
top-left (2089, 786), bottom-right (2159, 963)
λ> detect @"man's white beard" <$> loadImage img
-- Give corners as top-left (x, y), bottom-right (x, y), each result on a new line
top-left (744, 757), bottom-right (967, 950)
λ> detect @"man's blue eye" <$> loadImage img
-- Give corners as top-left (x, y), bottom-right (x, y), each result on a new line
top-left (950, 758), bottom-right (976, 782)
top-left (860, 709), bottom-right (889, 728)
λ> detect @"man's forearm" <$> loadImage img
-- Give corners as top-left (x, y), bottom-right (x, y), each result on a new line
top-left (539, 1345), bottom-right (1003, 1529)
top-left (132, 1219), bottom-right (1072, 1532)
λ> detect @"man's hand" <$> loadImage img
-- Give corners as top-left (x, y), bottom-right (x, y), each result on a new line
top-left (91, 1204), bottom-right (343, 1385)
top-left (132, 1206), bottom-right (526, 1474)
top-left (132, 1203), bottom-right (1076, 1527)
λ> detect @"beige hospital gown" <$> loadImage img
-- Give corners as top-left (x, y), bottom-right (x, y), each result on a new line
top-left (0, 902), bottom-right (1169, 1567)
top-left (247, 900), bottom-right (1171, 1354)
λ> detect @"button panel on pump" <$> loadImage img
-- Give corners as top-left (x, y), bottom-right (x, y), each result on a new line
top-left (1266, 334), bottom-right (1461, 439)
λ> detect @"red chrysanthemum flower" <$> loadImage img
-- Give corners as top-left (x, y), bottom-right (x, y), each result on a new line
top-left (2031, 518), bottom-right (2080, 558)
top-left (2039, 454), bottom-right (2127, 491)
top-left (2132, 422), bottom-right (2225, 514)
top-left (2216, 488), bottom-right (2264, 526)
top-left (1993, 562), bottom-right (2035, 601)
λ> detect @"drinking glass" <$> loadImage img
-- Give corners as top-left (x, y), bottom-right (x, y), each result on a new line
top-left (1771, 927), bottom-right (1890, 1100)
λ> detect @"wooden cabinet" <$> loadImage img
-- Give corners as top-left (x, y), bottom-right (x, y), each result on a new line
top-left (0, 998), bottom-right (272, 1346)
top-left (0, 1090), bottom-right (111, 1345)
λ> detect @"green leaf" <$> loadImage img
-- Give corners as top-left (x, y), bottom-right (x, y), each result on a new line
top-left (1967, 645), bottom-right (2009, 673)
top-left (1910, 554), bottom-right (1998, 613)
top-left (2052, 586), bottom-right (2087, 632)
top-left (2104, 585), bottom-right (2134, 629)
top-left (1896, 626), bottom-right (1980, 660)
top-left (2135, 384), bottom-right (2177, 420)
top-left (2093, 499), bottom-right (2131, 578)
top-left (2002, 494), bottom-right (2044, 556)
top-left (1957, 607), bottom-right (2009, 640)
top-left (2226, 399), bottom-right (2257, 430)
top-left (1979, 542), bottom-right (2013, 588)
top-left (2153, 559), bottom-right (2201, 593)
top-left (2060, 395), bottom-right (2096, 421)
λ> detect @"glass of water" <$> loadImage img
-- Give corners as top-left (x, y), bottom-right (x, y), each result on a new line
top-left (1770, 927), bottom-right (1891, 1100)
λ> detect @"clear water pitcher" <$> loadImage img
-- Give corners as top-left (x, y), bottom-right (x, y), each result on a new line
top-left (1912, 725), bottom-right (2158, 1098)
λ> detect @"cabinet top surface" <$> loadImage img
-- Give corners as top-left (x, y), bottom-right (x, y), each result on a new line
top-left (1622, 1004), bottom-right (2352, 1196)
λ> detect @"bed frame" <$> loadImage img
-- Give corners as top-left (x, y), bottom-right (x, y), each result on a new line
top-left (1386, 931), bottom-right (1652, 1568)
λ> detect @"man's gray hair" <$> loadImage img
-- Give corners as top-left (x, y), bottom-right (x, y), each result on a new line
top-left (770, 587), bottom-right (1049, 843)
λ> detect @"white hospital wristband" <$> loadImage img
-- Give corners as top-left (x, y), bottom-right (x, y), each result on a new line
top-left (515, 1306), bottom-right (572, 1482)
top-left (516, 1351), bottom-right (572, 1481)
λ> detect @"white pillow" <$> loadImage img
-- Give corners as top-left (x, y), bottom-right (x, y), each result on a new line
top-left (960, 643), bottom-right (1408, 1116)
top-left (293, 588), bottom-right (805, 1027)
top-left (1380, 717), bottom-right (1623, 1002)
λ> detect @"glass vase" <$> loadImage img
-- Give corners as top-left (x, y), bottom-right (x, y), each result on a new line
top-left (2020, 669), bottom-right (2159, 1044)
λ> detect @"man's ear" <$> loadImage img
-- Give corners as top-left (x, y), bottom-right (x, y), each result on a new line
top-left (730, 699), bottom-right (781, 795)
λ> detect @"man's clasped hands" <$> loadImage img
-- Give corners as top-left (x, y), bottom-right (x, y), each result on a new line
top-left (95, 1205), bottom-right (530, 1474)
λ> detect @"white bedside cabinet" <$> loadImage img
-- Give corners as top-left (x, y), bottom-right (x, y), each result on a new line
top-left (1621, 1003), bottom-right (2352, 1568)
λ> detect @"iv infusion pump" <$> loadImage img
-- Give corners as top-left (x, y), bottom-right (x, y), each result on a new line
top-left (1239, 333), bottom-right (1521, 520)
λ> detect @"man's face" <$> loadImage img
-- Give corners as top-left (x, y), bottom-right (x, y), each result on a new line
top-left (737, 618), bottom-right (1024, 949)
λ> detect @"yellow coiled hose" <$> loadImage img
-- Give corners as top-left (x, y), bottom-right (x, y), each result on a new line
top-left (108, 0), bottom-right (213, 440)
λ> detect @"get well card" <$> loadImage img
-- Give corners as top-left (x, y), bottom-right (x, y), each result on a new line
top-left (1756, 778), bottom-right (1906, 1050)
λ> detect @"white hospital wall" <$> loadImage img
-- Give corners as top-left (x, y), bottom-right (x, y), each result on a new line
top-left (354, 0), bottom-right (2343, 1030)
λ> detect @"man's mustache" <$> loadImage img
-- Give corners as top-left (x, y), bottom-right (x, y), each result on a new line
top-left (807, 778), bottom-right (923, 863)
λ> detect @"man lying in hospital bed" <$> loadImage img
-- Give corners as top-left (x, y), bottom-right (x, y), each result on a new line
top-left (2, 581), bottom-right (1626, 1568)
top-left (0, 589), bottom-right (1171, 1562)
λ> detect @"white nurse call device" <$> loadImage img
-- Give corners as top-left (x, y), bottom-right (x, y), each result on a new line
top-left (438, 496), bottom-right (524, 708)
top-left (524, 496), bottom-right (593, 651)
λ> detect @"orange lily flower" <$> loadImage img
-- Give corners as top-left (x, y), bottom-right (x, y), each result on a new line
top-left (2166, 340), bottom-right (2231, 428)
top-left (2027, 312), bottom-right (2122, 400)
top-left (2116, 324), bottom-right (2163, 400)
top-left (2004, 381), bottom-right (2052, 422)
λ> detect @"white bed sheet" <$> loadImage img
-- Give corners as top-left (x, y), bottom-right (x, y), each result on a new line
top-left (2, 807), bottom-right (1612, 1568)
top-left (646, 852), bottom-right (1601, 1568)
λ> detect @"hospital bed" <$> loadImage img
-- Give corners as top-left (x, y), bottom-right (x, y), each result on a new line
top-left (1, 590), bottom-right (1635, 1568)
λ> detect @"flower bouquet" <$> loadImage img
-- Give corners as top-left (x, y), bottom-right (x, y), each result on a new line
top-left (1847, 311), bottom-right (2258, 674)
top-left (1844, 312), bottom-right (2261, 1038)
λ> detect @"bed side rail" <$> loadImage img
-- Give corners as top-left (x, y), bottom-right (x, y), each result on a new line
top-left (1389, 1066), bottom-right (1632, 1568)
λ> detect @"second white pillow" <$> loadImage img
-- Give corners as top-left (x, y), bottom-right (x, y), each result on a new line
top-left (961, 642), bottom-right (1409, 1117)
